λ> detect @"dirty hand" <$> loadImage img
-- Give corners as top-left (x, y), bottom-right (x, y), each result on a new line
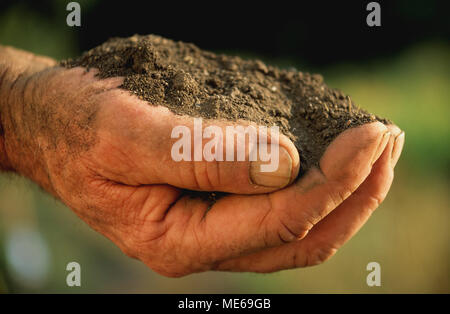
top-left (0, 47), bottom-right (404, 277)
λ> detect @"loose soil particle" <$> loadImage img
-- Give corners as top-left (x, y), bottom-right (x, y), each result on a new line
top-left (61, 34), bottom-right (390, 186)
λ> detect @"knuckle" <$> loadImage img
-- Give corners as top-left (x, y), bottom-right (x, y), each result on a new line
top-left (276, 217), bottom-right (309, 244)
top-left (333, 163), bottom-right (366, 190)
top-left (264, 195), bottom-right (310, 245)
top-left (188, 162), bottom-right (212, 190)
top-left (206, 160), bottom-right (221, 189)
top-left (291, 251), bottom-right (307, 268)
top-left (366, 194), bottom-right (384, 213)
top-left (306, 243), bottom-right (339, 267)
top-left (326, 183), bottom-right (354, 211)
top-left (188, 162), bottom-right (201, 190)
top-left (188, 159), bottom-right (224, 191)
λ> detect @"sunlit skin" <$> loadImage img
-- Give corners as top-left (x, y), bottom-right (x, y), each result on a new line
top-left (0, 46), bottom-right (404, 277)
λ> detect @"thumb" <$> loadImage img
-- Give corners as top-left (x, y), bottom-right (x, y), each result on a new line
top-left (94, 95), bottom-right (300, 194)
top-left (166, 115), bottom-right (300, 193)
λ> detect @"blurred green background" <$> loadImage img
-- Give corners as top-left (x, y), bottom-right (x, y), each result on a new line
top-left (0, 0), bottom-right (448, 293)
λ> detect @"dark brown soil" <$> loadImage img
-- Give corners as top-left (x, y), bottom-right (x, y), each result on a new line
top-left (61, 34), bottom-right (390, 177)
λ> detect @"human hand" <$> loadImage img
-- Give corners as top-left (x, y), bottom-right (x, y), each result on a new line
top-left (0, 47), bottom-right (404, 277)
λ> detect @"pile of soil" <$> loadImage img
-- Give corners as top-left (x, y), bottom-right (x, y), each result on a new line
top-left (61, 34), bottom-right (390, 177)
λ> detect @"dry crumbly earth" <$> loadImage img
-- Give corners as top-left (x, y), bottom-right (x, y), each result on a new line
top-left (61, 34), bottom-right (390, 178)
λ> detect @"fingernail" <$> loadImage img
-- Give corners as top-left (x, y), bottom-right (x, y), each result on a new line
top-left (372, 131), bottom-right (391, 164)
top-left (391, 131), bottom-right (405, 167)
top-left (250, 147), bottom-right (293, 188)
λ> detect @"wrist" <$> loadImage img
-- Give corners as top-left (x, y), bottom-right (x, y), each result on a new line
top-left (0, 46), bottom-right (56, 178)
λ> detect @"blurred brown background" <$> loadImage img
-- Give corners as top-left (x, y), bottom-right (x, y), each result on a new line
top-left (0, 0), bottom-right (448, 293)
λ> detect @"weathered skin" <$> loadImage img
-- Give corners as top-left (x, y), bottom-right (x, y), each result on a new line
top-left (0, 46), bottom-right (404, 277)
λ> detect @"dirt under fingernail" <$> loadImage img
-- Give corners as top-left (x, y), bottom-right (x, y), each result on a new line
top-left (61, 34), bottom-right (391, 197)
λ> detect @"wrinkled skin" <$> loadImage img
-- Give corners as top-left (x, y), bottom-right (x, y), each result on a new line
top-left (0, 46), bottom-right (404, 277)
